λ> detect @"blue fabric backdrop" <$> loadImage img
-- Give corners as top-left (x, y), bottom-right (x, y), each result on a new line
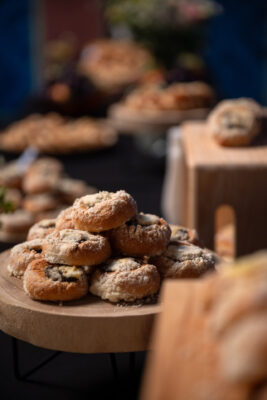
top-left (205, 0), bottom-right (267, 103)
top-left (0, 0), bottom-right (32, 121)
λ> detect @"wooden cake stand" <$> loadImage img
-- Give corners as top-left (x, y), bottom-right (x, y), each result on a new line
top-left (108, 104), bottom-right (210, 135)
top-left (0, 250), bottom-right (159, 354)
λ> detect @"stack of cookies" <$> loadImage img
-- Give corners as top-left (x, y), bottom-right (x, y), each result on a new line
top-left (0, 157), bottom-right (96, 242)
top-left (7, 190), bottom-right (217, 303)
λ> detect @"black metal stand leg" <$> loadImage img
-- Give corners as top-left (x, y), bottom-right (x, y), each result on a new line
top-left (12, 338), bottom-right (61, 381)
top-left (109, 353), bottom-right (118, 381)
top-left (129, 352), bottom-right (135, 375)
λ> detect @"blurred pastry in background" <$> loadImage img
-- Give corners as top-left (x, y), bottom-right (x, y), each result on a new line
top-left (208, 252), bottom-right (267, 394)
top-left (79, 39), bottom-right (154, 92)
top-left (23, 193), bottom-right (60, 214)
top-left (4, 188), bottom-right (22, 209)
top-left (57, 178), bottom-right (96, 204)
top-left (122, 81), bottom-right (215, 112)
top-left (0, 156), bottom-right (97, 242)
top-left (0, 160), bottom-right (24, 189)
top-left (207, 98), bottom-right (262, 146)
top-left (0, 114), bottom-right (117, 154)
top-left (23, 157), bottom-right (63, 194)
top-left (0, 210), bottom-right (34, 242)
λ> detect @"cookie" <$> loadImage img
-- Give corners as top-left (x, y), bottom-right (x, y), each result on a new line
top-left (170, 224), bottom-right (200, 245)
top-left (208, 98), bottom-right (262, 146)
top-left (27, 219), bottom-right (56, 240)
top-left (150, 241), bottom-right (216, 279)
top-left (7, 239), bottom-right (43, 277)
top-left (43, 228), bottom-right (111, 266)
top-left (72, 190), bottom-right (137, 232)
top-left (109, 212), bottom-right (171, 256)
top-left (55, 207), bottom-right (75, 230)
top-left (89, 257), bottom-right (160, 303)
top-left (23, 258), bottom-right (88, 302)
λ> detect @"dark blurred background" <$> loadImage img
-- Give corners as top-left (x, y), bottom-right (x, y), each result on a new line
top-left (0, 0), bottom-right (266, 123)
top-left (0, 1), bottom-right (266, 399)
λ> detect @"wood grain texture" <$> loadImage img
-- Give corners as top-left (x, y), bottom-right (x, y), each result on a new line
top-left (0, 251), bottom-right (159, 354)
top-left (181, 122), bottom-right (267, 256)
top-left (182, 122), bottom-right (267, 167)
top-left (108, 104), bottom-right (210, 134)
top-left (141, 280), bottom-right (250, 400)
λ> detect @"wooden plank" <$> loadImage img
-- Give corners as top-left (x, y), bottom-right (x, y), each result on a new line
top-left (181, 122), bottom-right (267, 255)
top-left (0, 251), bottom-right (159, 354)
top-left (182, 122), bottom-right (267, 167)
top-left (141, 280), bottom-right (249, 400)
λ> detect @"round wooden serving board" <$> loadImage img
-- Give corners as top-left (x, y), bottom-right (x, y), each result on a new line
top-left (0, 251), bottom-right (160, 354)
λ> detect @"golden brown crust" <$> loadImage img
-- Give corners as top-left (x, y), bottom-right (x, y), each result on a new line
top-left (89, 257), bottom-right (160, 303)
top-left (150, 240), bottom-right (216, 279)
top-left (27, 219), bottom-right (56, 240)
top-left (72, 190), bottom-right (137, 232)
top-left (23, 258), bottom-right (88, 301)
top-left (109, 212), bottom-right (171, 256)
top-left (208, 98), bottom-right (262, 146)
top-left (55, 207), bottom-right (75, 230)
top-left (43, 229), bottom-right (111, 266)
top-left (170, 224), bottom-right (200, 245)
top-left (7, 239), bottom-right (43, 277)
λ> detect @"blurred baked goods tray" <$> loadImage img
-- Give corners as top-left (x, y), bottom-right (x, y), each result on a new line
top-left (109, 103), bottom-right (210, 134)
top-left (0, 114), bottom-right (118, 154)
